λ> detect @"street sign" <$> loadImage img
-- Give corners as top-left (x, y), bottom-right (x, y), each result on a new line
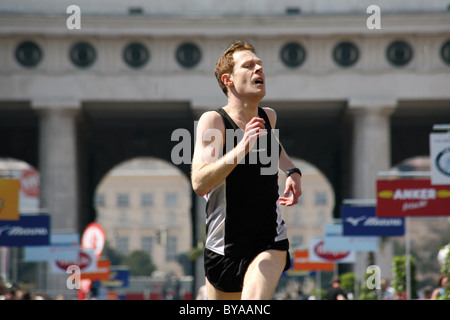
top-left (377, 179), bottom-right (450, 217)
top-left (81, 222), bottom-right (105, 258)
top-left (341, 205), bottom-right (405, 236)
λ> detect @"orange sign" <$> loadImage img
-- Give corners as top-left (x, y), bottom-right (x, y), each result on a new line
top-left (0, 179), bottom-right (20, 220)
top-left (81, 258), bottom-right (111, 280)
top-left (293, 249), bottom-right (335, 271)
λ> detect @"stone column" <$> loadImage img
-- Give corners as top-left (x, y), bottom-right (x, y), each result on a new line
top-left (347, 98), bottom-right (396, 285)
top-left (348, 98), bottom-right (396, 200)
top-left (32, 100), bottom-right (81, 299)
top-left (32, 100), bottom-right (81, 233)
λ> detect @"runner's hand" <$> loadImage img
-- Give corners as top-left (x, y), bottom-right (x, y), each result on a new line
top-left (279, 174), bottom-right (302, 206)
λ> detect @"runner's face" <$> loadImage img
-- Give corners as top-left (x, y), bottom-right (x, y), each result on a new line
top-left (230, 50), bottom-right (265, 99)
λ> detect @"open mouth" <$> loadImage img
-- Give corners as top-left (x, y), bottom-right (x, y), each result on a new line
top-left (254, 78), bottom-right (264, 84)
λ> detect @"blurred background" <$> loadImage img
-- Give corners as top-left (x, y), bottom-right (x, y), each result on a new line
top-left (0, 0), bottom-right (449, 300)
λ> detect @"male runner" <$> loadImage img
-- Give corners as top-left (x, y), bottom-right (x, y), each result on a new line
top-left (191, 40), bottom-right (302, 300)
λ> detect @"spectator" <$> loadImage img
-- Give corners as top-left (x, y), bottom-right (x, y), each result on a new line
top-left (420, 286), bottom-right (433, 299)
top-left (381, 278), bottom-right (395, 300)
top-left (431, 274), bottom-right (449, 300)
top-left (326, 276), bottom-right (347, 300)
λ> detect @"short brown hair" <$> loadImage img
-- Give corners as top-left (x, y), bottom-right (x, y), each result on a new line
top-left (214, 40), bottom-right (255, 96)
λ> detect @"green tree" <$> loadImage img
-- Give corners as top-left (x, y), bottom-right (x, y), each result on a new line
top-left (340, 272), bottom-right (355, 298)
top-left (101, 241), bottom-right (125, 265)
top-left (121, 250), bottom-right (156, 276)
top-left (340, 272), bottom-right (355, 290)
top-left (392, 255), bottom-right (417, 299)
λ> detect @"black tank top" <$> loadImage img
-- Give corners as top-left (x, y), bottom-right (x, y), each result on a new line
top-left (204, 107), bottom-right (288, 257)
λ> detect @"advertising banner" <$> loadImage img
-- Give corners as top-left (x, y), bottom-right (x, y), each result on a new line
top-left (341, 205), bottom-right (405, 236)
top-left (0, 214), bottom-right (50, 246)
top-left (308, 238), bottom-right (355, 263)
top-left (377, 179), bottom-right (450, 217)
top-left (51, 248), bottom-right (97, 274)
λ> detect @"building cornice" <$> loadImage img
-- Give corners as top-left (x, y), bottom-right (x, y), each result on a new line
top-left (0, 12), bottom-right (449, 37)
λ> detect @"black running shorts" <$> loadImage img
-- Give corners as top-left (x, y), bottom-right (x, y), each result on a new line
top-left (204, 240), bottom-right (291, 292)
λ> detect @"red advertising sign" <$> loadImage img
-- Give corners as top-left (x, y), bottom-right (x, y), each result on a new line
top-left (377, 179), bottom-right (450, 217)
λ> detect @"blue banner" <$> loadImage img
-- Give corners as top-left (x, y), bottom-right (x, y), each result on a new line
top-left (0, 214), bottom-right (50, 246)
top-left (341, 205), bottom-right (405, 236)
top-left (102, 267), bottom-right (130, 288)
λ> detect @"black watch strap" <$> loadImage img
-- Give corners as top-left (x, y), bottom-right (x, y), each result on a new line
top-left (286, 167), bottom-right (302, 177)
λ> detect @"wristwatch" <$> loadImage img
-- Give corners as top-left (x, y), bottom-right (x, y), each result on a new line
top-left (286, 167), bottom-right (302, 178)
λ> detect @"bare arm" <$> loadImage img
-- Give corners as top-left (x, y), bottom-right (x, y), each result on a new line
top-left (191, 110), bottom-right (267, 196)
top-left (263, 107), bottom-right (302, 206)
top-left (431, 288), bottom-right (440, 300)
